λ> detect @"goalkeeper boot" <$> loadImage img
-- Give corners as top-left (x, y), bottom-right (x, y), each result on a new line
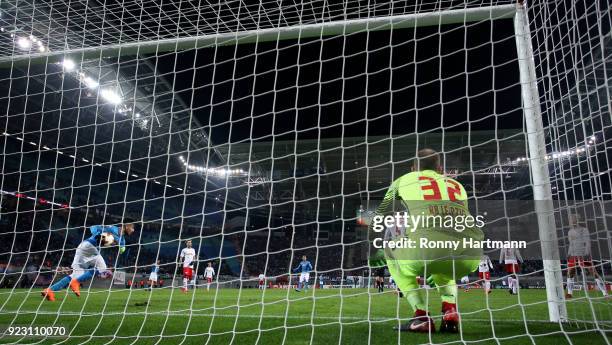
top-left (41, 288), bottom-right (55, 302)
top-left (440, 302), bottom-right (459, 333)
top-left (394, 309), bottom-right (434, 333)
top-left (69, 278), bottom-right (81, 297)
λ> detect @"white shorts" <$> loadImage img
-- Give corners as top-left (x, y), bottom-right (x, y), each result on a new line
top-left (71, 241), bottom-right (107, 278)
top-left (299, 273), bottom-right (310, 283)
top-left (149, 273), bottom-right (158, 282)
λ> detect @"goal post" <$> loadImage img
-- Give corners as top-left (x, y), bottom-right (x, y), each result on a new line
top-left (0, 4), bottom-right (516, 67)
top-left (513, 2), bottom-right (567, 322)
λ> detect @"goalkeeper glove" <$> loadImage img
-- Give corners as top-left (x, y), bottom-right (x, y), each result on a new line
top-left (119, 247), bottom-right (126, 254)
top-left (368, 249), bottom-right (387, 268)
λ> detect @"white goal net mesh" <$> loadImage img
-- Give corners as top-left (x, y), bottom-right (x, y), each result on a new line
top-left (0, 0), bottom-right (610, 344)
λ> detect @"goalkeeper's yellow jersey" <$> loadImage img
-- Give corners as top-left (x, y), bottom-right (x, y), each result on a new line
top-left (378, 169), bottom-right (467, 211)
top-left (375, 169), bottom-right (482, 238)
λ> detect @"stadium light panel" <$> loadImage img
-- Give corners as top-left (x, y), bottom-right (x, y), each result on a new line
top-left (17, 37), bottom-right (32, 50)
top-left (101, 89), bottom-right (122, 105)
top-left (62, 59), bottom-right (76, 71)
top-left (83, 76), bottom-right (99, 89)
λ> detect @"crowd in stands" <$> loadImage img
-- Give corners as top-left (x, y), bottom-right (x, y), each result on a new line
top-left (1, 193), bottom-right (551, 289)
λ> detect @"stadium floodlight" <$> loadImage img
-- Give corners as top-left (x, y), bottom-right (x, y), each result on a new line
top-left (82, 76), bottom-right (99, 89)
top-left (16, 37), bottom-right (31, 50)
top-left (100, 89), bottom-right (122, 105)
top-left (61, 58), bottom-right (76, 71)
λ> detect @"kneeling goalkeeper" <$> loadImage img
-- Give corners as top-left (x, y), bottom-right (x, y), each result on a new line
top-left (370, 149), bottom-right (483, 333)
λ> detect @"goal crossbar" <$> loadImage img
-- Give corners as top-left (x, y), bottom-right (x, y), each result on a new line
top-left (0, 4), bottom-right (516, 68)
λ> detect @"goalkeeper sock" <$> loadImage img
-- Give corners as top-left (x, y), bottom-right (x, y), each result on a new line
top-left (512, 278), bottom-right (518, 294)
top-left (567, 277), bottom-right (574, 295)
top-left (595, 278), bottom-right (607, 296)
top-left (76, 270), bottom-right (94, 283)
top-left (485, 281), bottom-right (491, 292)
top-left (50, 276), bottom-right (71, 291)
top-left (304, 282), bottom-right (308, 291)
top-left (183, 278), bottom-right (188, 289)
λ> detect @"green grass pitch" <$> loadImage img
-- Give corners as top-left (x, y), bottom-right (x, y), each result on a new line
top-left (0, 287), bottom-right (610, 344)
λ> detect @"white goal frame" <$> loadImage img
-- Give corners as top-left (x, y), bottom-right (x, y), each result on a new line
top-left (3, 1), bottom-right (567, 322)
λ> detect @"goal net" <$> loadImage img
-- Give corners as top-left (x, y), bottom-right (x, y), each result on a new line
top-left (0, 0), bottom-right (610, 343)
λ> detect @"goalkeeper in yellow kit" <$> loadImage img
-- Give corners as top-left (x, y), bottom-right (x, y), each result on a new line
top-left (370, 149), bottom-right (483, 333)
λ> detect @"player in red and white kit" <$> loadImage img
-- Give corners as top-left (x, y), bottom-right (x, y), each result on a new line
top-left (566, 214), bottom-right (608, 298)
top-left (478, 255), bottom-right (494, 294)
top-left (204, 262), bottom-right (215, 291)
top-left (499, 247), bottom-right (522, 295)
top-left (258, 273), bottom-right (265, 290)
top-left (179, 240), bottom-right (197, 293)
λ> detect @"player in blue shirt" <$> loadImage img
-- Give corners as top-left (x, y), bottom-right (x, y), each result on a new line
top-left (42, 223), bottom-right (135, 301)
top-left (293, 255), bottom-right (313, 292)
top-left (148, 260), bottom-right (160, 289)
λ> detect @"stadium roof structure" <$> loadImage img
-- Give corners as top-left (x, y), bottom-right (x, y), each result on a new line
top-left (216, 129), bottom-right (531, 211)
top-left (1, 0), bottom-right (609, 214)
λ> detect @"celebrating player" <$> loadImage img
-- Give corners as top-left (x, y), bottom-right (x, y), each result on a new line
top-left (499, 246), bottom-right (522, 295)
top-left (566, 214), bottom-right (608, 298)
top-left (179, 240), bottom-right (197, 293)
top-left (258, 273), bottom-right (266, 290)
top-left (371, 149), bottom-right (483, 333)
top-left (478, 255), bottom-right (494, 294)
top-left (204, 262), bottom-right (215, 291)
top-left (42, 223), bottom-right (135, 301)
top-left (148, 260), bottom-right (160, 290)
top-left (293, 255), bottom-right (313, 292)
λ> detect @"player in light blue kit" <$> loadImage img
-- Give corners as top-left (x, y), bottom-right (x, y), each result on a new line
top-left (148, 259), bottom-right (161, 290)
top-left (293, 255), bottom-right (313, 292)
top-left (42, 223), bottom-right (135, 301)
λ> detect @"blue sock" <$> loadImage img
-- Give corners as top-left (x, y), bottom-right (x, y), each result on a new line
top-left (297, 282), bottom-right (302, 290)
top-left (50, 276), bottom-right (71, 291)
top-left (77, 270), bottom-right (94, 283)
